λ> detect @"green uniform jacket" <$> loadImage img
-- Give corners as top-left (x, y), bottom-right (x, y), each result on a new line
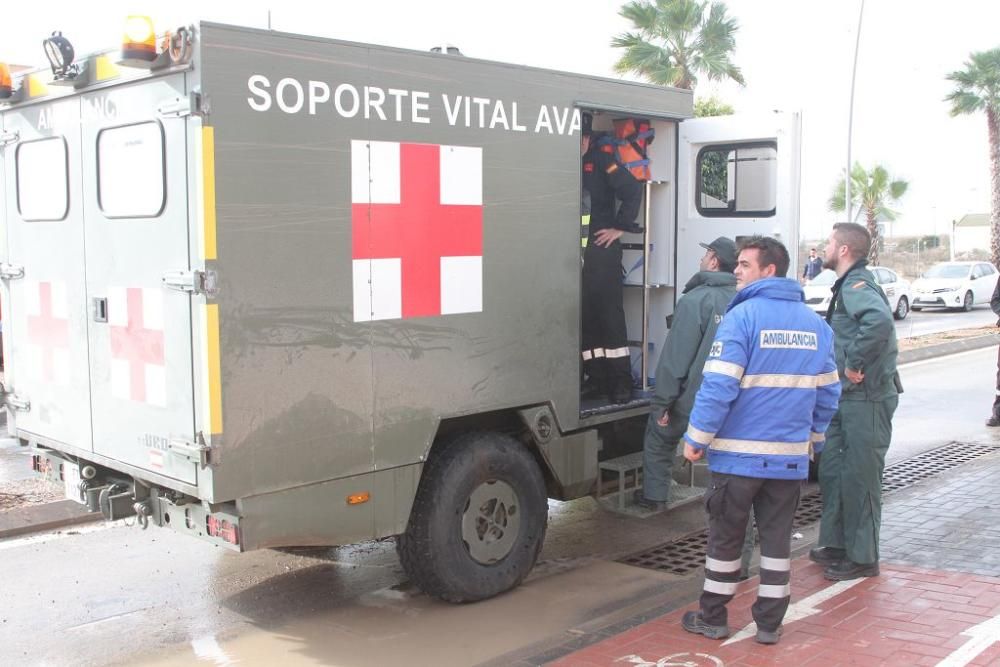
top-left (826, 260), bottom-right (902, 401)
top-left (652, 270), bottom-right (738, 417)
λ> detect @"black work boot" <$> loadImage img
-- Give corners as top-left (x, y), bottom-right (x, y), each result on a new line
top-left (632, 489), bottom-right (667, 511)
top-left (681, 611), bottom-right (730, 639)
top-left (824, 559), bottom-right (880, 581)
top-left (808, 546), bottom-right (846, 566)
top-left (987, 412), bottom-right (1000, 427)
top-left (755, 625), bottom-right (783, 645)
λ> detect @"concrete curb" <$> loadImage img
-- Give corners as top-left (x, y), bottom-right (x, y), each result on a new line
top-left (1, 332), bottom-right (997, 542)
top-left (898, 331), bottom-right (1000, 365)
top-left (0, 499), bottom-right (101, 540)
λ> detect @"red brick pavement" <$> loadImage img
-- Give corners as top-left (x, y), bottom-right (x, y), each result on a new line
top-left (549, 560), bottom-right (1000, 667)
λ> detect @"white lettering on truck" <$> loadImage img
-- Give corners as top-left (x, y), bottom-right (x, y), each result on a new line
top-left (246, 75), bottom-right (577, 135)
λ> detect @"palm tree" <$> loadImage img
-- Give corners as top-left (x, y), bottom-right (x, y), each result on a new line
top-left (828, 163), bottom-right (909, 266)
top-left (946, 48), bottom-right (1000, 268)
top-left (612, 0), bottom-right (745, 90)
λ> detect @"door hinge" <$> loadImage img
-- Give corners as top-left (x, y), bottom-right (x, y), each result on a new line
top-left (162, 269), bottom-right (217, 296)
top-left (0, 130), bottom-right (20, 148)
top-left (0, 263), bottom-right (25, 281)
top-left (169, 438), bottom-right (213, 468)
top-left (2, 389), bottom-right (31, 412)
top-left (158, 91), bottom-right (208, 119)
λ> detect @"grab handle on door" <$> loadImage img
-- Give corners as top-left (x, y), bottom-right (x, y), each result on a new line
top-left (93, 297), bottom-right (108, 323)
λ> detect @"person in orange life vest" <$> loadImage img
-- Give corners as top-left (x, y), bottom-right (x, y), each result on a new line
top-left (580, 112), bottom-right (644, 404)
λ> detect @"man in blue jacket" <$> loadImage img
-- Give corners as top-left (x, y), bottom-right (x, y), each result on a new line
top-left (680, 236), bottom-right (841, 646)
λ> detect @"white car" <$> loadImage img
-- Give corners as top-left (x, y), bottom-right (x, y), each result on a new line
top-left (803, 267), bottom-right (912, 320)
top-left (911, 261), bottom-right (999, 312)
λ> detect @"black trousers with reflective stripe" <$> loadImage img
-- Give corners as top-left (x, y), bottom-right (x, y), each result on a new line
top-left (701, 472), bottom-right (801, 632)
top-left (581, 240), bottom-right (630, 391)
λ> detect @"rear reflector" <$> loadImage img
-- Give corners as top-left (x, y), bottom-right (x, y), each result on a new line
top-left (347, 491), bottom-right (370, 505)
top-left (206, 515), bottom-right (240, 545)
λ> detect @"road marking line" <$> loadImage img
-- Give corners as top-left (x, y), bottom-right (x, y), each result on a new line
top-left (936, 613), bottom-right (1000, 667)
top-left (722, 578), bottom-right (865, 645)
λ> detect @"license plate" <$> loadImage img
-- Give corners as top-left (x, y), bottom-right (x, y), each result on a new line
top-left (63, 462), bottom-right (83, 503)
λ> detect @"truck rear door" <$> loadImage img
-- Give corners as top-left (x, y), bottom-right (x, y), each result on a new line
top-left (676, 112), bottom-right (802, 283)
top-left (2, 98), bottom-right (94, 451)
top-left (80, 76), bottom-right (197, 485)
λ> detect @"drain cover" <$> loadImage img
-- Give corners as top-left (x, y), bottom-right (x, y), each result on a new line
top-left (619, 441), bottom-right (1000, 575)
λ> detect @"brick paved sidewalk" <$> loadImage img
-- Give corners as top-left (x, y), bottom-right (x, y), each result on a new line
top-left (549, 560), bottom-right (1000, 666)
top-left (548, 450), bottom-right (1000, 667)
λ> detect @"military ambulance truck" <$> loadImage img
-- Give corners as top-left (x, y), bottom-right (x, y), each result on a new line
top-left (0, 20), bottom-right (800, 602)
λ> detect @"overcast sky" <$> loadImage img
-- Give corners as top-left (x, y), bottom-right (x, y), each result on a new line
top-left (4, 0), bottom-right (999, 241)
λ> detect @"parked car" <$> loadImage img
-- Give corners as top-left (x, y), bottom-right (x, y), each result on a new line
top-left (911, 261), bottom-right (999, 312)
top-left (803, 268), bottom-right (912, 320)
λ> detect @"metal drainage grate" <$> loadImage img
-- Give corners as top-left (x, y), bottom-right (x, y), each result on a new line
top-left (793, 490), bottom-right (824, 528)
top-left (881, 441), bottom-right (1000, 493)
top-left (618, 441), bottom-right (1000, 575)
top-left (620, 531), bottom-right (708, 575)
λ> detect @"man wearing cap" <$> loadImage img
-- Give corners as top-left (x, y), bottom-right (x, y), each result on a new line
top-left (634, 237), bottom-right (738, 510)
top-left (580, 113), bottom-right (644, 404)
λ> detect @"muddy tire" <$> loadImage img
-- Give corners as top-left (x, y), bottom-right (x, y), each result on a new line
top-left (397, 431), bottom-right (548, 603)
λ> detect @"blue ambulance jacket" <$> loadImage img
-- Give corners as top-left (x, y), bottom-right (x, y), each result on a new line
top-left (683, 277), bottom-right (841, 480)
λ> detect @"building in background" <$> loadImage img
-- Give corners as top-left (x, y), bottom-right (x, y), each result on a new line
top-left (954, 213), bottom-right (989, 256)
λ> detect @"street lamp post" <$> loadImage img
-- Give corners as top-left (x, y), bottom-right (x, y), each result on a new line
top-left (845, 0), bottom-right (866, 222)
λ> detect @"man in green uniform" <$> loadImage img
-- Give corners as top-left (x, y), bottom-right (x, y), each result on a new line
top-left (634, 237), bottom-right (738, 510)
top-left (810, 222), bottom-right (901, 580)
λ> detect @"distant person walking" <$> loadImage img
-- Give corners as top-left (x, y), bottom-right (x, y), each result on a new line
top-left (680, 236), bottom-right (840, 645)
top-left (802, 248), bottom-right (823, 282)
top-left (811, 222), bottom-right (902, 581)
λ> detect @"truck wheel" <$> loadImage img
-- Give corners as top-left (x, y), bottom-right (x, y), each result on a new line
top-left (397, 431), bottom-right (548, 603)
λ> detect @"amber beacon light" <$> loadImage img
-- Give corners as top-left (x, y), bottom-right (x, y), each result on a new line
top-left (121, 15), bottom-right (157, 62)
top-left (0, 63), bottom-right (12, 99)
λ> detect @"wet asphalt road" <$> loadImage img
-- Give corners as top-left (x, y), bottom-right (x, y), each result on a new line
top-left (3, 342), bottom-right (999, 666)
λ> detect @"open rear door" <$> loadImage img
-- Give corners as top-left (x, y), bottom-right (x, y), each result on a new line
top-left (676, 112), bottom-right (801, 284)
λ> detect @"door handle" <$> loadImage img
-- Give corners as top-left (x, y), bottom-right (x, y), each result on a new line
top-left (93, 297), bottom-right (108, 323)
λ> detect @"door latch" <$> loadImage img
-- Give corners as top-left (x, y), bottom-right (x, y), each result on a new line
top-left (0, 263), bottom-right (25, 280)
top-left (158, 91), bottom-right (208, 119)
top-left (162, 269), bottom-right (217, 296)
top-left (0, 130), bottom-right (20, 148)
top-left (3, 392), bottom-right (31, 412)
top-left (169, 438), bottom-right (213, 468)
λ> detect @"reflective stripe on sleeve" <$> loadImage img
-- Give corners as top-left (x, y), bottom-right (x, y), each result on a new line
top-left (604, 347), bottom-right (631, 359)
top-left (703, 579), bottom-right (740, 596)
top-left (686, 425), bottom-right (715, 446)
top-left (706, 557), bottom-right (742, 573)
top-left (758, 583), bottom-right (791, 598)
top-left (710, 439), bottom-right (810, 456)
top-left (582, 350), bottom-right (593, 361)
top-left (703, 359), bottom-right (745, 381)
top-left (817, 370), bottom-right (840, 386)
top-left (759, 556), bottom-right (791, 571)
top-left (810, 432), bottom-right (825, 443)
top-left (741, 373), bottom-right (823, 389)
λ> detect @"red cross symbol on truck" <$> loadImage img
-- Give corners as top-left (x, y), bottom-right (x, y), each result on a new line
top-left (110, 287), bottom-right (164, 404)
top-left (27, 282), bottom-right (70, 382)
top-left (352, 142), bottom-right (483, 319)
